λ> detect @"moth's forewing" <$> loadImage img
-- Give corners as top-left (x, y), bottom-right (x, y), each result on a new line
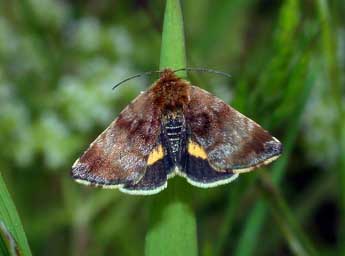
top-left (71, 90), bottom-right (163, 189)
top-left (184, 86), bottom-right (282, 175)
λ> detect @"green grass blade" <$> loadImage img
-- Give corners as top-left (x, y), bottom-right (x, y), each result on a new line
top-left (159, 0), bottom-right (186, 76)
top-left (0, 173), bottom-right (31, 256)
top-left (145, 1), bottom-right (197, 256)
top-left (146, 179), bottom-right (197, 256)
top-left (0, 221), bottom-right (21, 256)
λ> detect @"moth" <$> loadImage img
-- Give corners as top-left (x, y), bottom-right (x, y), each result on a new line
top-left (71, 69), bottom-right (282, 195)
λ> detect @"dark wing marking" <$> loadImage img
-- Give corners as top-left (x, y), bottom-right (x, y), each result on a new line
top-left (71, 90), bottom-right (162, 189)
top-left (120, 141), bottom-right (177, 195)
top-left (120, 158), bottom-right (167, 195)
top-left (183, 150), bottom-right (238, 188)
top-left (184, 86), bottom-right (282, 174)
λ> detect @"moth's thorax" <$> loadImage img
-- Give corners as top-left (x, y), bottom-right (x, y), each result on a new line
top-left (151, 69), bottom-right (190, 110)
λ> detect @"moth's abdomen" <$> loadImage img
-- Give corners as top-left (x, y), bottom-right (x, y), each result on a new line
top-left (161, 110), bottom-right (187, 165)
top-left (166, 123), bottom-right (183, 153)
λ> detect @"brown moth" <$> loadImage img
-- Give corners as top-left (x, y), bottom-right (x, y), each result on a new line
top-left (71, 69), bottom-right (282, 195)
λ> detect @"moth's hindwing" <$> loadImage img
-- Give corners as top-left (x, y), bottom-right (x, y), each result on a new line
top-left (182, 139), bottom-right (239, 188)
top-left (120, 143), bottom-right (172, 195)
top-left (185, 86), bottom-right (283, 174)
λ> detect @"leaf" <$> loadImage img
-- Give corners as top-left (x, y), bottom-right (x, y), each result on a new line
top-left (0, 221), bottom-right (21, 256)
top-left (0, 172), bottom-right (31, 256)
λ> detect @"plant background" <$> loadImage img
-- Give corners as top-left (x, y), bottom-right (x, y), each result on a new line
top-left (0, 0), bottom-right (344, 255)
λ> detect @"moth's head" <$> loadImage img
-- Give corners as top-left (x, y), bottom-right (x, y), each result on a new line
top-left (151, 69), bottom-right (190, 110)
top-left (159, 68), bottom-right (181, 84)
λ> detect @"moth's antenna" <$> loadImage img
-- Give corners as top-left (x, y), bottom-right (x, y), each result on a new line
top-left (112, 70), bottom-right (162, 90)
top-left (173, 67), bottom-right (232, 79)
top-left (112, 67), bottom-right (231, 90)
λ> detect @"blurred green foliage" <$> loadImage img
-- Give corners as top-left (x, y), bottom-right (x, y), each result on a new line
top-left (0, 0), bottom-right (344, 255)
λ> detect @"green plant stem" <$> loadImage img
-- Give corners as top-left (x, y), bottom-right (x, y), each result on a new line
top-left (145, 1), bottom-right (197, 256)
top-left (0, 172), bottom-right (31, 256)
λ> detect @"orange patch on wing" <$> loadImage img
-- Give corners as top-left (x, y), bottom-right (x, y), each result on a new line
top-left (188, 140), bottom-right (207, 159)
top-left (147, 145), bottom-right (164, 165)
